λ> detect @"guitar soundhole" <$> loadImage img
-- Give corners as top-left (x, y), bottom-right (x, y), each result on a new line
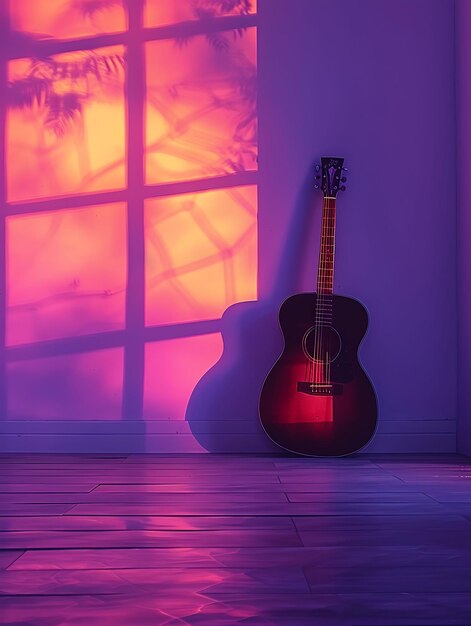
top-left (302, 326), bottom-right (341, 363)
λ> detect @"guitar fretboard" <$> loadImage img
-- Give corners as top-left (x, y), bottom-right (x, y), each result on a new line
top-left (315, 196), bottom-right (336, 325)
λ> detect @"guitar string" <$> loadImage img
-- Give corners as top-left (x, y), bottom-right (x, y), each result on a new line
top-left (314, 194), bottom-right (328, 386)
top-left (319, 198), bottom-right (330, 385)
top-left (317, 195), bottom-right (336, 389)
top-left (313, 174), bottom-right (338, 391)
top-left (322, 197), bottom-right (328, 387)
top-left (315, 195), bottom-right (327, 387)
top-left (325, 196), bottom-right (333, 388)
top-left (325, 197), bottom-right (334, 388)
top-left (320, 196), bottom-right (329, 385)
top-left (328, 196), bottom-right (337, 387)
top-left (313, 195), bottom-right (323, 386)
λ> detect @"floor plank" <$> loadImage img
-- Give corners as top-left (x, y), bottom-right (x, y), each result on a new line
top-left (0, 529), bottom-right (303, 549)
top-left (1, 593), bottom-right (470, 626)
top-left (63, 501), bottom-right (447, 516)
top-left (0, 567), bottom-right (310, 595)
top-left (0, 452), bottom-right (470, 626)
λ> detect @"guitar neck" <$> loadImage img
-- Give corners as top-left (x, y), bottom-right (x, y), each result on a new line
top-left (316, 196), bottom-right (337, 297)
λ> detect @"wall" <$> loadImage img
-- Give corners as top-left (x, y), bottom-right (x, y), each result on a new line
top-left (456, 0), bottom-right (471, 456)
top-left (1, 0), bottom-right (458, 453)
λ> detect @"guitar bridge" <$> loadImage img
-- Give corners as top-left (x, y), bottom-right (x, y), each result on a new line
top-left (297, 382), bottom-right (343, 396)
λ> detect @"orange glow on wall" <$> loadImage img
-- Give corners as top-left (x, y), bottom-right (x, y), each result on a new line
top-left (145, 186), bottom-right (257, 326)
top-left (146, 28), bottom-right (257, 183)
top-left (9, 0), bottom-right (126, 40)
top-left (6, 203), bottom-right (127, 346)
top-left (145, 0), bottom-right (257, 28)
top-left (7, 349), bottom-right (124, 421)
top-left (7, 46), bottom-right (126, 202)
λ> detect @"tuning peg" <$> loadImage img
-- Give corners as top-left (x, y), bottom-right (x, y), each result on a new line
top-left (314, 184), bottom-right (320, 189)
top-left (340, 185), bottom-right (346, 191)
top-left (341, 177), bottom-right (347, 182)
top-left (342, 167), bottom-right (348, 171)
top-left (315, 164), bottom-right (320, 171)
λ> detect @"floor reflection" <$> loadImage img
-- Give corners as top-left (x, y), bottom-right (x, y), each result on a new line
top-left (1, 454), bottom-right (471, 625)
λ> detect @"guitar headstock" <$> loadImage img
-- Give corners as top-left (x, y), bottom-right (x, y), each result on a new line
top-left (314, 157), bottom-right (347, 198)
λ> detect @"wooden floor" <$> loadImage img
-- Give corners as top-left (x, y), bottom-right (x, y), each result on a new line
top-left (0, 454), bottom-right (470, 625)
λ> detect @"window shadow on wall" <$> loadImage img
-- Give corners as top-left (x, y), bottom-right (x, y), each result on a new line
top-left (1, 0), bottom-right (259, 453)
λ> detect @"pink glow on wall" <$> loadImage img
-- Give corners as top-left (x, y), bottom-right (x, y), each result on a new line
top-left (144, 334), bottom-right (223, 424)
top-left (6, 203), bottom-right (127, 346)
top-left (7, 348), bottom-right (124, 421)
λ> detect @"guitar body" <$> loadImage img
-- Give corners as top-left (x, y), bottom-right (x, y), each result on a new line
top-left (259, 292), bottom-right (377, 456)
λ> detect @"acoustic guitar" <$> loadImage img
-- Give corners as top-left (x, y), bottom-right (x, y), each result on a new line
top-left (259, 157), bottom-right (377, 456)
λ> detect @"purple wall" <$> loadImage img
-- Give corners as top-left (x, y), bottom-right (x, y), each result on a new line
top-left (2, 0), bottom-right (458, 453)
top-left (255, 0), bottom-right (457, 452)
top-left (457, 0), bottom-right (471, 456)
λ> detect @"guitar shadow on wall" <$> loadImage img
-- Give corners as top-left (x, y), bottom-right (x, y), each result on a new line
top-left (186, 168), bottom-right (320, 452)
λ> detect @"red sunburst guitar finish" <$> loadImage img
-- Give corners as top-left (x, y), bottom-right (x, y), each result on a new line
top-left (259, 157), bottom-right (377, 456)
